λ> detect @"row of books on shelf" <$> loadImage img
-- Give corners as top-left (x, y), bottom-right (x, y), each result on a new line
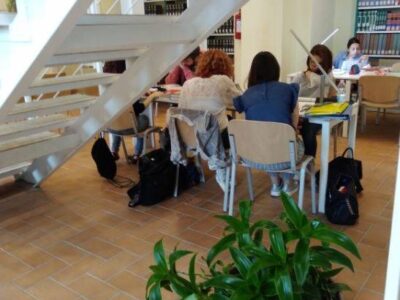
top-left (144, 3), bottom-right (186, 15)
top-left (207, 37), bottom-right (234, 54)
top-left (213, 17), bottom-right (234, 34)
top-left (356, 33), bottom-right (400, 55)
top-left (358, 0), bottom-right (400, 7)
top-left (356, 10), bottom-right (400, 31)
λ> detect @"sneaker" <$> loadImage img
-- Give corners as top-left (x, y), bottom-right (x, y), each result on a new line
top-left (270, 182), bottom-right (283, 197)
top-left (215, 169), bottom-right (226, 192)
top-left (282, 181), bottom-right (299, 196)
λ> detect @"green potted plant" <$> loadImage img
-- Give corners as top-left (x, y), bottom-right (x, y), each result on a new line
top-left (146, 193), bottom-right (361, 300)
top-left (6, 0), bottom-right (16, 12)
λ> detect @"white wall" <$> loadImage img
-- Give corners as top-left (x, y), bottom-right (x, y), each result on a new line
top-left (236, 0), bottom-right (357, 86)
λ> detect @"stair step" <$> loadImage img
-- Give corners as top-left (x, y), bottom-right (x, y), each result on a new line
top-left (0, 12), bottom-right (16, 27)
top-left (0, 132), bottom-right (59, 152)
top-left (28, 73), bottom-right (118, 95)
top-left (0, 132), bottom-right (80, 170)
top-left (6, 94), bottom-right (96, 122)
top-left (0, 114), bottom-right (75, 142)
top-left (0, 162), bottom-right (31, 180)
top-left (59, 15), bottom-right (193, 55)
top-left (48, 48), bottom-right (146, 66)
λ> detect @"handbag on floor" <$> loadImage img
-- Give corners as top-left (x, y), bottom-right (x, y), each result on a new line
top-left (326, 174), bottom-right (359, 225)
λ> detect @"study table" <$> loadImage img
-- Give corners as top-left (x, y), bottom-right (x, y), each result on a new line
top-left (148, 90), bottom-right (358, 215)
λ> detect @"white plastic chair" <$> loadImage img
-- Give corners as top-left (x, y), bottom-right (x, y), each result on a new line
top-left (106, 107), bottom-right (161, 163)
top-left (227, 120), bottom-right (316, 216)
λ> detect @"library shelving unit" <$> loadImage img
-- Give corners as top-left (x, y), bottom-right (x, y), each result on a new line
top-left (144, 0), bottom-right (187, 15)
top-left (355, 0), bottom-right (400, 58)
top-left (207, 16), bottom-right (235, 57)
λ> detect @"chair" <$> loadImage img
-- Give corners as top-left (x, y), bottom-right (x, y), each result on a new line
top-left (358, 76), bottom-right (400, 131)
top-left (106, 106), bottom-right (161, 163)
top-left (169, 109), bottom-right (230, 212)
top-left (227, 120), bottom-right (316, 216)
top-left (391, 62), bottom-right (400, 72)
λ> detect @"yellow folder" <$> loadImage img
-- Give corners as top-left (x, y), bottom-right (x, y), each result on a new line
top-left (306, 102), bottom-right (349, 116)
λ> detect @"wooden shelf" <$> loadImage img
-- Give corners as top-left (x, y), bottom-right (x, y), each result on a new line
top-left (357, 30), bottom-right (400, 33)
top-left (358, 5), bottom-right (400, 9)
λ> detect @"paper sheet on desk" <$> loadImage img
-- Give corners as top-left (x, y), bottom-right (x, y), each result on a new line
top-left (304, 102), bottom-right (351, 120)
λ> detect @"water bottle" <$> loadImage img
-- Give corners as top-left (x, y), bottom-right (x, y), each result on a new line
top-left (337, 80), bottom-right (346, 103)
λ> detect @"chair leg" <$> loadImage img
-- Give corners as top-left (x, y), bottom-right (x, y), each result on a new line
top-left (195, 154), bottom-right (205, 183)
top-left (309, 162), bottom-right (317, 214)
top-left (228, 162), bottom-right (237, 216)
top-left (173, 164), bottom-right (180, 197)
top-left (121, 138), bottom-right (130, 164)
top-left (376, 108), bottom-right (381, 125)
top-left (361, 105), bottom-right (367, 132)
top-left (298, 167), bottom-right (306, 210)
top-left (223, 164), bottom-right (231, 212)
top-left (245, 167), bottom-right (254, 201)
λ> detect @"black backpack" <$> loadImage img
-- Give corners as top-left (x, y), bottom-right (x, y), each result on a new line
top-left (127, 149), bottom-right (200, 207)
top-left (326, 174), bottom-right (359, 225)
top-left (91, 137), bottom-right (116, 180)
top-left (128, 149), bottom-right (176, 206)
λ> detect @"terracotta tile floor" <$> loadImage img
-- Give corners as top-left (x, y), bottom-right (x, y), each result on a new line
top-left (0, 109), bottom-right (398, 300)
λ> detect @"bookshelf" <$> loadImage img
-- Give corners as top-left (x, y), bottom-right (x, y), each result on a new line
top-left (207, 16), bottom-right (235, 57)
top-left (355, 0), bottom-right (400, 58)
top-left (144, 0), bottom-right (187, 15)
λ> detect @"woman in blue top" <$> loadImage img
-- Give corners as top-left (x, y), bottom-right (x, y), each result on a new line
top-left (233, 51), bottom-right (303, 197)
top-left (333, 37), bottom-right (369, 72)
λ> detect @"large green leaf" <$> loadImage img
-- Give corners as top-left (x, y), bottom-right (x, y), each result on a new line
top-left (250, 220), bottom-right (278, 235)
top-left (274, 267), bottom-right (294, 300)
top-left (238, 201), bottom-right (253, 226)
top-left (207, 233), bottom-right (236, 265)
top-left (203, 275), bottom-right (244, 290)
top-left (247, 254), bottom-right (282, 277)
top-left (210, 294), bottom-right (230, 300)
top-left (216, 215), bottom-right (246, 232)
top-left (183, 294), bottom-right (199, 300)
top-left (311, 228), bottom-right (361, 259)
top-left (229, 247), bottom-right (252, 278)
top-left (311, 246), bottom-right (355, 272)
top-left (147, 283), bottom-right (161, 300)
top-left (153, 240), bottom-right (168, 270)
top-left (169, 250), bottom-right (192, 270)
top-left (293, 239), bottom-right (310, 285)
top-left (320, 268), bottom-right (344, 279)
top-left (189, 254), bottom-right (199, 293)
top-left (280, 193), bottom-right (307, 229)
top-left (309, 252), bottom-right (332, 269)
top-left (170, 276), bottom-right (195, 298)
top-left (269, 228), bottom-right (287, 262)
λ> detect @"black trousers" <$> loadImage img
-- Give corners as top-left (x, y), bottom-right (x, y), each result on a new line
top-left (300, 119), bottom-right (321, 157)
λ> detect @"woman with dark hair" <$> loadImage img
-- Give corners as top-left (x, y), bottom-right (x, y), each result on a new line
top-left (292, 44), bottom-right (335, 98)
top-left (165, 47), bottom-right (201, 85)
top-left (333, 37), bottom-right (369, 72)
top-left (291, 44), bottom-right (335, 157)
top-left (179, 49), bottom-right (241, 191)
top-left (233, 51), bottom-right (302, 197)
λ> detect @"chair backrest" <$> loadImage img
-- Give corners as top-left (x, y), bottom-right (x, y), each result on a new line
top-left (359, 76), bottom-right (400, 104)
top-left (175, 118), bottom-right (197, 149)
top-left (391, 62), bottom-right (400, 72)
top-left (228, 120), bottom-right (297, 165)
top-left (108, 108), bottom-right (138, 133)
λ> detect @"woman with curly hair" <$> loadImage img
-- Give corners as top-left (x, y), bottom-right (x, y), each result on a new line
top-left (178, 49), bottom-right (241, 191)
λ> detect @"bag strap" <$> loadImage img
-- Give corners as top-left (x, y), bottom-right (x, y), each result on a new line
top-left (341, 147), bottom-right (354, 159)
top-left (107, 176), bottom-right (135, 188)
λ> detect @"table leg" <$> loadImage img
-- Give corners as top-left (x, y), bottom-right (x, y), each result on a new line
top-left (318, 122), bottom-right (331, 213)
top-left (348, 111), bottom-right (357, 154)
top-left (144, 102), bottom-right (155, 148)
top-left (341, 80), bottom-right (352, 138)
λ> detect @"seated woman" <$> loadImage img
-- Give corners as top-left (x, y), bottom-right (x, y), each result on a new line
top-left (233, 51), bottom-right (302, 196)
top-left (164, 47), bottom-right (201, 85)
top-left (333, 37), bottom-right (369, 72)
top-left (178, 49), bottom-right (241, 191)
top-left (291, 44), bottom-right (335, 157)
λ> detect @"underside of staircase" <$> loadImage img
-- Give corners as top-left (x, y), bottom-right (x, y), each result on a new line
top-left (0, 0), bottom-right (248, 186)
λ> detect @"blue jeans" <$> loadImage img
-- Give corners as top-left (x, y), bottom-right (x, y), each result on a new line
top-left (109, 114), bottom-right (149, 155)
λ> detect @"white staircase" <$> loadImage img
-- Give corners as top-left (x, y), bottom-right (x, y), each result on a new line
top-left (0, 0), bottom-right (249, 186)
